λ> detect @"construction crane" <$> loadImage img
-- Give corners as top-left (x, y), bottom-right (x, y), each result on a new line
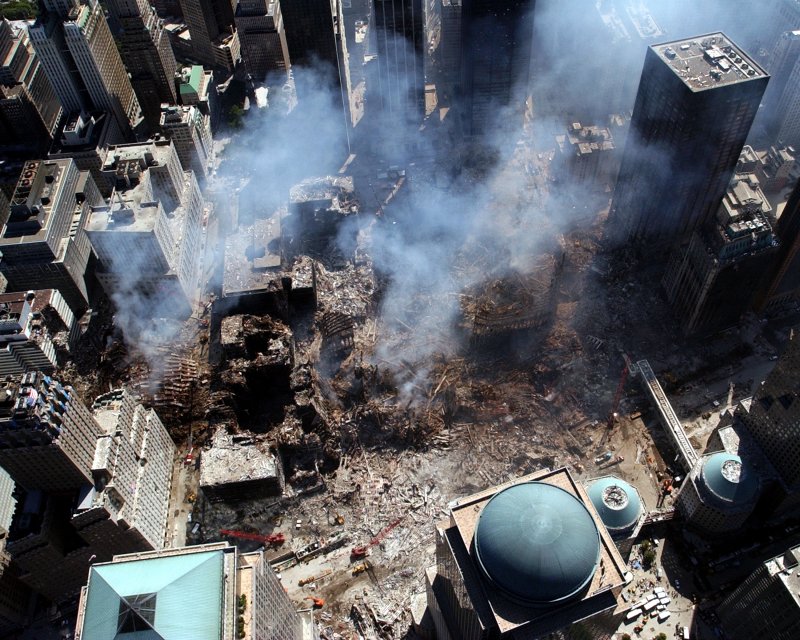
top-left (220, 529), bottom-right (285, 547)
top-left (351, 517), bottom-right (403, 559)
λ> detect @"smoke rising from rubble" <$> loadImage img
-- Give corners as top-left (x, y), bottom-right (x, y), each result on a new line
top-left (219, 1), bottom-right (782, 404)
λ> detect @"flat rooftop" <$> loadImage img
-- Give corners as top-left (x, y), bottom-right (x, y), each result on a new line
top-left (199, 428), bottom-right (280, 488)
top-left (222, 212), bottom-right (283, 298)
top-left (653, 32), bottom-right (767, 91)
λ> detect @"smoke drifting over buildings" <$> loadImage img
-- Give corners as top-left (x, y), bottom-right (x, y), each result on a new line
top-left (211, 0), bottom-right (795, 403)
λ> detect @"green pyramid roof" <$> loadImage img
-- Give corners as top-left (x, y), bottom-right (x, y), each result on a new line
top-left (81, 550), bottom-right (225, 640)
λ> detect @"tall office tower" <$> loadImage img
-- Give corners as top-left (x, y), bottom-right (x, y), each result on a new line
top-left (75, 542), bottom-right (312, 640)
top-left (773, 42), bottom-right (800, 148)
top-left (0, 19), bottom-right (63, 153)
top-left (0, 373), bottom-right (100, 492)
top-left (48, 111), bottom-right (124, 197)
top-left (77, 389), bottom-right (175, 554)
top-left (0, 289), bottom-right (79, 377)
top-left (178, 0), bottom-right (240, 73)
top-left (0, 467), bottom-right (29, 637)
top-left (437, 0), bottom-right (461, 105)
top-left (177, 64), bottom-right (219, 125)
top-left (160, 104), bottom-right (213, 179)
top-left (739, 332), bottom-right (800, 508)
top-left (426, 467), bottom-right (628, 640)
top-left (281, 0), bottom-right (337, 72)
top-left (609, 34), bottom-right (768, 248)
top-left (64, 1), bottom-right (143, 137)
top-left (761, 30), bottom-right (800, 144)
top-left (759, 178), bottom-right (800, 313)
top-left (0, 159), bottom-right (102, 313)
top-left (86, 140), bottom-right (206, 316)
top-left (0, 376), bottom-right (176, 603)
top-left (662, 171), bottom-right (778, 334)
top-left (234, 0), bottom-right (291, 83)
top-left (373, 0), bottom-right (424, 123)
top-left (716, 544), bottom-right (800, 640)
top-left (458, 0), bottom-right (533, 135)
top-left (107, 0), bottom-right (178, 130)
top-left (28, 14), bottom-right (86, 114)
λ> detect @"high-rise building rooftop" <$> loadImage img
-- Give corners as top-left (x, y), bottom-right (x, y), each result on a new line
top-left (654, 33), bottom-right (767, 91)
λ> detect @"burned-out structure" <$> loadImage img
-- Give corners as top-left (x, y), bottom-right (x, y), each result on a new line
top-left (460, 255), bottom-right (559, 347)
top-left (284, 176), bottom-right (358, 262)
top-left (199, 427), bottom-right (284, 502)
top-left (554, 123), bottom-right (619, 191)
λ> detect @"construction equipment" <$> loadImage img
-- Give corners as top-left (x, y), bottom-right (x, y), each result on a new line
top-left (333, 513), bottom-right (345, 525)
top-left (304, 597), bottom-right (325, 609)
top-left (351, 517), bottom-right (403, 559)
top-left (352, 560), bottom-right (371, 576)
top-left (298, 569), bottom-right (332, 586)
top-left (220, 529), bottom-right (285, 547)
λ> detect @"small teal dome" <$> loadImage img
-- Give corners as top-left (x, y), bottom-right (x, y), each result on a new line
top-left (587, 477), bottom-right (643, 533)
top-left (473, 482), bottom-right (600, 605)
top-left (700, 453), bottom-right (759, 505)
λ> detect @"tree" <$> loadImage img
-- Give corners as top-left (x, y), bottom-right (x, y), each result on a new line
top-left (643, 548), bottom-right (657, 567)
top-left (621, 634), bottom-right (632, 640)
top-left (227, 105), bottom-right (245, 130)
top-left (654, 633), bottom-right (667, 640)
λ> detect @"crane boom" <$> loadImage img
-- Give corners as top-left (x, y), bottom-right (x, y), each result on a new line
top-left (220, 529), bottom-right (285, 546)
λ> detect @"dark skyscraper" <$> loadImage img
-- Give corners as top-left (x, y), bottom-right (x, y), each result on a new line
top-left (459, 0), bottom-right (534, 135)
top-left (758, 176), bottom-right (800, 314)
top-left (373, 0), bottom-right (424, 122)
top-left (281, 0), bottom-right (338, 72)
top-left (610, 33), bottom-right (768, 248)
top-left (235, 0), bottom-right (291, 83)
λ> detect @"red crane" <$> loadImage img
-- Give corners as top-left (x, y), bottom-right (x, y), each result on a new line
top-left (351, 517), bottom-right (403, 559)
top-left (220, 529), bottom-right (285, 546)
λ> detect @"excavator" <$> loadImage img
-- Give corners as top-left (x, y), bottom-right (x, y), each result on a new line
top-left (304, 596), bottom-right (325, 609)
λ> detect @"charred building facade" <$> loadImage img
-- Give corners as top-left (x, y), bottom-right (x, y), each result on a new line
top-left (610, 33), bottom-right (768, 248)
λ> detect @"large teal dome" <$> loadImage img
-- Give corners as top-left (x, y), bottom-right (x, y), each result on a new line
top-left (700, 453), bottom-right (759, 506)
top-left (473, 482), bottom-right (600, 605)
top-left (587, 477), bottom-right (643, 533)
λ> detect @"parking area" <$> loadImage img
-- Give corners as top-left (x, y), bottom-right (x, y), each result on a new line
top-left (615, 536), bottom-right (696, 639)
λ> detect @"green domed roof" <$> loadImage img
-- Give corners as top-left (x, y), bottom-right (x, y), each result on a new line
top-left (473, 482), bottom-right (600, 605)
top-left (700, 453), bottom-right (759, 505)
top-left (587, 477), bottom-right (643, 533)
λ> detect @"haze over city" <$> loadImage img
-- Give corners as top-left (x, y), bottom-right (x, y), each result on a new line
top-left (0, 0), bottom-right (798, 638)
